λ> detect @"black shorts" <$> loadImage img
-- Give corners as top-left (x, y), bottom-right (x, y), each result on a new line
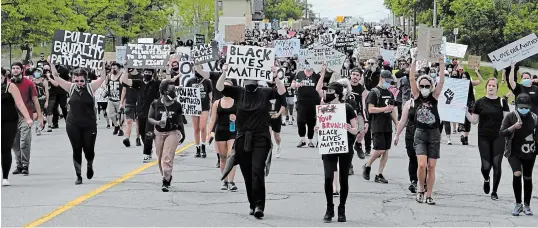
top-left (97, 102), bottom-right (108, 113)
top-left (202, 101), bottom-right (211, 112)
top-left (215, 128), bottom-right (236, 141)
top-left (269, 118), bottom-right (281, 133)
top-left (372, 132), bottom-right (392, 151)
top-left (124, 104), bottom-right (136, 120)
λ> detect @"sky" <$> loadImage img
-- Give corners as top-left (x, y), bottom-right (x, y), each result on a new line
top-left (308, 0), bottom-right (391, 22)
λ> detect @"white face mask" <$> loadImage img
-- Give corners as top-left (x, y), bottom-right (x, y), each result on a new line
top-left (344, 63), bottom-right (350, 68)
top-left (420, 88), bottom-right (431, 97)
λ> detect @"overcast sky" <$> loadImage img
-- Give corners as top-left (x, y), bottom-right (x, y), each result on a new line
top-left (308, 0), bottom-right (391, 22)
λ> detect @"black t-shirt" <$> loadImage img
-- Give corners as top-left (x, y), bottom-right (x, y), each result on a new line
top-left (512, 113), bottom-right (536, 160)
top-left (473, 97), bottom-right (509, 139)
top-left (405, 100), bottom-right (417, 140)
top-left (128, 79), bottom-right (161, 118)
top-left (345, 103), bottom-right (358, 141)
top-left (269, 93), bottom-right (287, 115)
top-left (282, 72), bottom-right (295, 97)
top-left (366, 87), bottom-right (394, 133)
top-left (364, 69), bottom-right (381, 91)
top-left (414, 95), bottom-right (440, 130)
top-left (124, 74), bottom-right (140, 105)
top-left (513, 84), bottom-right (538, 114)
top-left (467, 80), bottom-right (475, 105)
top-left (294, 71), bottom-right (321, 103)
top-left (351, 84), bottom-right (365, 115)
top-left (185, 76), bottom-right (212, 109)
top-left (221, 85), bottom-right (280, 132)
top-left (151, 99), bottom-right (183, 132)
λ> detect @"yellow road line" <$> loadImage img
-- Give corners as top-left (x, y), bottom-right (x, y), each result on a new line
top-left (24, 142), bottom-right (195, 228)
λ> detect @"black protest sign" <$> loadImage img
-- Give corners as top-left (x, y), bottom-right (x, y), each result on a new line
top-left (191, 41), bottom-right (219, 64)
top-left (226, 45), bottom-right (275, 81)
top-left (50, 30), bottom-right (106, 69)
top-left (195, 34), bottom-right (205, 44)
top-left (176, 86), bottom-right (202, 116)
top-left (245, 29), bottom-right (254, 40)
top-left (125, 44), bottom-right (172, 69)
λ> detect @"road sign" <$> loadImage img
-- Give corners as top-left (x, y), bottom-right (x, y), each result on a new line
top-left (454, 28), bottom-right (459, 35)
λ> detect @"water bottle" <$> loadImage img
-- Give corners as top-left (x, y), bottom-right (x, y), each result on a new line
top-left (229, 120), bottom-right (236, 132)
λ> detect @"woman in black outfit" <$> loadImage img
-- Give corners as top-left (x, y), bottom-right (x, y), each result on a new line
top-left (465, 78), bottom-right (509, 200)
top-left (46, 66), bottom-right (107, 185)
top-left (1, 68), bottom-right (33, 186)
top-left (394, 98), bottom-right (418, 193)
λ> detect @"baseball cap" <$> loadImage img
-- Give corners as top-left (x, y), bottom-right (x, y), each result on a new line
top-left (322, 82), bottom-right (344, 95)
top-left (380, 70), bottom-right (392, 80)
top-left (383, 61), bottom-right (389, 66)
top-left (516, 93), bottom-right (532, 109)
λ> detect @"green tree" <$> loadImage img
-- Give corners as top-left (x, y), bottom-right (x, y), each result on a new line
top-left (264, 0), bottom-right (303, 21)
top-left (176, 0), bottom-right (215, 39)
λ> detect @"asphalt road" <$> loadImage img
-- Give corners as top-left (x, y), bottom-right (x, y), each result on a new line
top-left (2, 117), bottom-right (538, 227)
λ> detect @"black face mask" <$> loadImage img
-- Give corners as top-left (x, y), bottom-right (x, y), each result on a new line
top-left (144, 74), bottom-right (153, 81)
top-left (323, 93), bottom-right (337, 103)
top-left (166, 90), bottom-right (176, 99)
top-left (172, 67), bottom-right (179, 71)
top-left (11, 75), bottom-right (22, 83)
top-left (112, 70), bottom-right (118, 75)
top-left (245, 84), bottom-right (258, 93)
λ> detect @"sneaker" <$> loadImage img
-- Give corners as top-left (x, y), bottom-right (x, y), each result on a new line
top-left (136, 137), bottom-right (142, 146)
top-left (491, 192), bottom-right (499, 200)
top-left (447, 138), bottom-right (452, 145)
top-left (425, 197), bottom-right (436, 205)
top-left (123, 138), bottom-right (131, 147)
top-left (288, 120), bottom-right (293, 125)
top-left (12, 166), bottom-right (23, 175)
top-left (409, 181), bottom-right (417, 193)
top-left (512, 203), bottom-right (524, 216)
top-left (523, 205), bottom-right (533, 216)
top-left (21, 167), bottom-right (29, 176)
top-left (483, 179), bottom-right (490, 194)
top-left (75, 176), bottom-right (83, 185)
top-left (215, 159), bottom-right (220, 168)
top-left (355, 143), bottom-right (365, 159)
top-left (229, 182), bottom-right (238, 191)
top-left (47, 126), bottom-right (52, 132)
top-left (162, 182), bottom-right (170, 192)
top-left (297, 141), bottom-right (306, 148)
top-left (221, 181), bottom-right (229, 190)
top-left (201, 144), bottom-right (207, 158)
top-left (275, 144), bottom-right (281, 158)
top-left (87, 163), bottom-right (94, 179)
top-left (308, 142), bottom-right (315, 148)
top-left (348, 165), bottom-right (354, 175)
top-left (416, 192), bottom-right (424, 203)
top-left (195, 146), bottom-right (201, 157)
top-left (362, 164), bottom-right (371, 180)
top-left (113, 126), bottom-right (119, 135)
top-left (374, 174), bottom-right (388, 184)
top-left (281, 121), bottom-right (286, 126)
top-left (2, 179), bottom-right (10, 186)
top-left (143, 155), bottom-right (151, 163)
top-left (118, 130), bottom-right (124, 137)
top-left (106, 124), bottom-right (110, 129)
top-left (365, 148), bottom-right (371, 156)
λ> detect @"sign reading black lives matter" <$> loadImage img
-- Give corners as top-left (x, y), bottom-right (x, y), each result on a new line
top-left (175, 87), bottom-right (202, 116)
top-left (191, 41), bottom-right (219, 64)
top-left (125, 44), bottom-right (171, 69)
top-left (226, 45), bottom-right (275, 81)
top-left (316, 104), bottom-right (349, 155)
top-left (195, 34), bottom-right (205, 44)
top-left (50, 30), bottom-right (106, 69)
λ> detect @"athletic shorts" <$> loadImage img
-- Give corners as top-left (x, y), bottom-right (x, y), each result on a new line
top-left (38, 99), bottom-right (46, 113)
top-left (215, 126), bottom-right (236, 142)
top-left (269, 118), bottom-right (282, 133)
top-left (414, 128), bottom-right (441, 159)
top-left (124, 104), bottom-right (136, 120)
top-left (97, 102), bottom-right (108, 113)
top-left (372, 132), bottom-right (392, 151)
top-left (107, 100), bottom-right (121, 115)
top-left (286, 97), bottom-right (294, 107)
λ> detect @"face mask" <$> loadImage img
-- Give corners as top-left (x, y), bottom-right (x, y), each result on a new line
top-left (517, 108), bottom-right (530, 115)
top-left (370, 65), bottom-right (377, 71)
top-left (448, 68), bottom-right (452, 72)
top-left (344, 63), bottom-right (350, 68)
top-left (430, 73), bottom-right (436, 78)
top-left (420, 88), bottom-right (431, 97)
top-left (34, 72), bottom-right (41, 78)
top-left (382, 81), bottom-right (390, 89)
top-left (112, 70), bottom-right (118, 75)
top-left (144, 74), bottom-right (152, 81)
top-left (76, 85), bottom-right (86, 91)
top-left (245, 84), bottom-right (258, 93)
top-left (323, 93), bottom-right (337, 103)
top-left (172, 67), bottom-right (179, 71)
top-left (166, 90), bottom-right (176, 100)
top-left (521, 79), bottom-right (532, 87)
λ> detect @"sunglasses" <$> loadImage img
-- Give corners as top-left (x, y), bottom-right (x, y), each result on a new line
top-left (73, 80), bottom-right (86, 83)
top-left (419, 85), bottom-right (431, 89)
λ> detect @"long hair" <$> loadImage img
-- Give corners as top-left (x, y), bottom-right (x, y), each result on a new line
top-left (159, 79), bottom-right (174, 95)
top-left (337, 78), bottom-right (352, 99)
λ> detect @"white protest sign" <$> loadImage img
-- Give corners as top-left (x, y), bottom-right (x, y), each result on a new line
top-left (318, 34), bottom-right (334, 46)
top-left (445, 42), bottom-right (468, 58)
top-left (316, 104), bottom-right (349, 155)
top-left (297, 49), bottom-right (310, 70)
top-left (380, 49), bottom-right (396, 67)
top-left (137, 38), bottom-right (154, 44)
top-left (177, 61), bottom-right (195, 86)
top-left (427, 27), bottom-right (444, 62)
top-left (202, 60), bottom-right (222, 72)
top-left (176, 47), bottom-right (191, 61)
top-left (395, 46), bottom-right (410, 59)
top-left (488, 33), bottom-right (538, 70)
top-left (225, 45), bottom-right (275, 81)
top-left (176, 87), bottom-right (202, 116)
top-left (274, 39), bottom-right (300, 57)
top-left (438, 78), bottom-right (470, 123)
top-left (359, 47), bottom-right (380, 60)
top-left (115, 46), bottom-right (127, 64)
top-left (308, 45), bottom-right (346, 73)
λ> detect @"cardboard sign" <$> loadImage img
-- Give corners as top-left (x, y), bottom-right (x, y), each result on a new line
top-left (50, 30), bottom-right (106, 69)
top-left (308, 45), bottom-right (346, 73)
top-left (103, 52), bottom-right (115, 61)
top-left (438, 78), bottom-right (470, 123)
top-left (191, 41), bottom-right (219, 64)
top-left (488, 33), bottom-right (538, 70)
top-left (125, 44), bottom-right (171, 69)
top-left (176, 87), bottom-right (202, 116)
top-left (445, 42), bottom-right (468, 58)
top-left (225, 45), bottom-right (275, 81)
top-left (195, 34), bottom-right (205, 44)
top-left (468, 55), bottom-right (481, 69)
top-left (316, 104), bottom-right (349, 155)
top-left (115, 46), bottom-right (127, 64)
top-left (319, 34), bottom-right (334, 46)
top-left (274, 39), bottom-right (300, 57)
top-left (395, 46), bottom-right (410, 59)
top-left (225, 24), bottom-right (245, 42)
top-left (359, 47), bottom-right (380, 60)
top-left (417, 25), bottom-right (443, 62)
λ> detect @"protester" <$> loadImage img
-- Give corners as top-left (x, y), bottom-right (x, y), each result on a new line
top-left (292, 64), bottom-right (321, 148)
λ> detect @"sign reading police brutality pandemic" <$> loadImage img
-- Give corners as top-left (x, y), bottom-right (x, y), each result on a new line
top-left (316, 104), bottom-right (349, 155)
top-left (274, 39), bottom-right (300, 57)
top-left (191, 41), bottom-right (218, 64)
top-left (175, 87), bottom-right (202, 116)
top-left (50, 30), bottom-right (106, 69)
top-left (195, 34), bottom-right (205, 44)
top-left (226, 45), bottom-right (275, 81)
top-left (125, 44), bottom-right (171, 69)
top-left (308, 45), bottom-right (346, 73)
top-left (438, 78), bottom-right (470, 123)
top-left (488, 33), bottom-right (538, 70)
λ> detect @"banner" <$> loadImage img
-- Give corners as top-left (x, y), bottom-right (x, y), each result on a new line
top-left (50, 30), bottom-right (106, 69)
top-left (468, 55), bottom-right (481, 69)
top-left (488, 33), bottom-right (538, 70)
top-left (195, 34), bottom-right (205, 44)
top-left (445, 42), bottom-right (468, 58)
top-left (316, 104), bottom-right (349, 155)
top-left (308, 45), bottom-right (346, 73)
top-left (191, 41), bottom-right (219, 64)
top-left (115, 46), bottom-right (127, 64)
top-left (438, 78), bottom-right (470, 123)
top-left (226, 45), bottom-right (275, 81)
top-left (274, 39), bottom-right (300, 57)
top-left (225, 24), bottom-right (245, 42)
top-left (176, 87), bottom-right (202, 116)
top-left (125, 44), bottom-right (171, 69)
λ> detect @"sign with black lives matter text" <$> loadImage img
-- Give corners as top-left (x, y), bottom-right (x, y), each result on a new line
top-left (175, 87), bottom-right (202, 116)
top-left (50, 30), bottom-right (106, 69)
top-left (316, 104), bottom-right (349, 155)
top-left (125, 44), bottom-right (172, 69)
top-left (226, 45), bottom-right (275, 81)
top-left (191, 41), bottom-right (219, 64)
top-left (307, 45), bottom-right (346, 73)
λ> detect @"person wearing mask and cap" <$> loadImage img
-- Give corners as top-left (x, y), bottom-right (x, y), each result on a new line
top-left (362, 70), bottom-right (398, 184)
top-left (291, 62), bottom-right (322, 148)
top-left (32, 68), bottom-right (48, 136)
top-left (105, 63), bottom-right (125, 136)
top-left (508, 62), bottom-right (538, 115)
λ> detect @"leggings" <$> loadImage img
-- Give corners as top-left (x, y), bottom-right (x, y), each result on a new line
top-left (477, 136), bottom-right (504, 194)
top-left (138, 117), bottom-right (154, 156)
top-left (364, 122), bottom-right (372, 150)
top-left (66, 123), bottom-right (97, 177)
top-left (297, 102), bottom-right (316, 139)
top-left (323, 150), bottom-right (352, 206)
top-left (405, 138), bottom-right (418, 183)
top-left (508, 155), bottom-right (536, 206)
top-left (1, 122), bottom-right (18, 179)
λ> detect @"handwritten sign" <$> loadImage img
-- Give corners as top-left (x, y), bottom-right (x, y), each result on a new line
top-left (395, 46), bottom-right (410, 59)
top-left (488, 33), bottom-right (538, 70)
top-left (468, 55), bottom-right (481, 69)
top-left (50, 30), bottom-right (106, 69)
top-left (125, 44), bottom-right (171, 69)
top-left (359, 47), bottom-right (380, 60)
top-left (226, 45), bottom-right (275, 81)
top-left (176, 87), bottom-right (202, 116)
top-left (319, 34), bottom-right (334, 45)
top-left (438, 78), bottom-right (470, 123)
top-left (225, 24), bottom-right (245, 42)
top-left (427, 27), bottom-right (444, 62)
top-left (274, 39), bottom-right (300, 57)
top-left (191, 41), bottom-right (218, 64)
top-left (177, 61), bottom-right (194, 86)
top-left (115, 46), bottom-right (127, 64)
top-left (195, 34), bottom-right (205, 44)
top-left (445, 42), bottom-right (468, 58)
top-left (307, 45), bottom-right (346, 73)
top-left (316, 104), bottom-right (349, 155)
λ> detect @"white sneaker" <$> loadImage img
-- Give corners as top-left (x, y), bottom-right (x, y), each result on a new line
top-left (447, 138), bottom-right (452, 145)
top-left (2, 179), bottom-right (10, 186)
top-left (143, 155), bottom-right (151, 163)
top-left (275, 145), bottom-right (281, 158)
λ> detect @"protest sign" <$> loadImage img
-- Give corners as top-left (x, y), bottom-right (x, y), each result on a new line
top-left (359, 47), bottom-right (380, 60)
top-left (297, 49), bottom-right (310, 70)
top-left (104, 52), bottom-right (115, 61)
top-left (225, 24), bottom-right (245, 42)
top-left (176, 87), bottom-right (202, 116)
top-left (319, 34), bottom-right (334, 45)
top-left (395, 46), bottom-right (410, 59)
top-left (316, 104), bottom-right (349, 155)
top-left (334, 35), bottom-right (356, 53)
top-left (427, 27), bottom-right (444, 62)
top-left (50, 30), bottom-right (106, 69)
top-left (245, 29), bottom-right (254, 40)
top-left (195, 34), bottom-right (205, 44)
top-left (202, 60), bottom-right (222, 72)
top-left (488, 33), bottom-right (538, 70)
top-left (445, 42), bottom-right (468, 58)
top-left (380, 49), bottom-right (396, 67)
top-left (468, 55), bottom-right (481, 69)
top-left (137, 38), bottom-right (154, 44)
top-left (438, 78), bottom-right (470, 123)
top-left (226, 45), bottom-right (275, 81)
top-left (125, 44), bottom-right (171, 69)
top-left (276, 68), bottom-right (286, 79)
top-left (177, 61), bottom-right (195, 86)
top-left (191, 41), bottom-right (219, 64)
top-left (175, 47), bottom-right (191, 61)
top-left (274, 39), bottom-right (300, 57)
top-left (308, 45), bottom-right (346, 73)
top-left (115, 46), bottom-right (127, 64)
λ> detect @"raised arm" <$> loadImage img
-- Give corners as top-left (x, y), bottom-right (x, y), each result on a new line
top-left (216, 64), bottom-right (228, 92)
top-left (91, 67), bottom-right (108, 93)
top-left (433, 58), bottom-right (445, 99)
top-left (409, 60), bottom-right (418, 99)
top-left (508, 63), bottom-right (516, 90)
top-left (48, 63), bottom-right (72, 92)
top-left (471, 68), bottom-right (483, 86)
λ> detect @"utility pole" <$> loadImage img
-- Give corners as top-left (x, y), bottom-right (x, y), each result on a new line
top-left (413, 2), bottom-right (417, 40)
top-left (214, 0), bottom-right (219, 34)
top-left (433, 0), bottom-right (437, 27)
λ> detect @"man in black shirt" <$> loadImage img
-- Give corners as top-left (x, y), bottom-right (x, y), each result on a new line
top-left (349, 68), bottom-right (368, 160)
top-left (121, 73), bottom-right (142, 147)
